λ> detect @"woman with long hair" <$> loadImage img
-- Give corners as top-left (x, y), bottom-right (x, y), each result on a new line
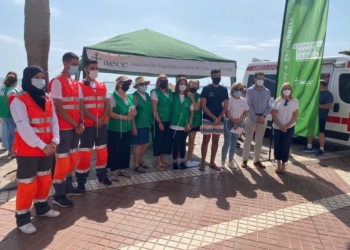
top-left (0, 71), bottom-right (18, 157)
top-left (150, 74), bottom-right (173, 170)
top-left (272, 82), bottom-right (299, 174)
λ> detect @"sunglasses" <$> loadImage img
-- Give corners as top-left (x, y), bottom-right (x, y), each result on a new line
top-left (284, 99), bottom-right (289, 106)
top-left (234, 88), bottom-right (243, 91)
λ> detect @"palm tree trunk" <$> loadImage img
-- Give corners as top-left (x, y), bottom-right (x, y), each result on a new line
top-left (24, 0), bottom-right (50, 85)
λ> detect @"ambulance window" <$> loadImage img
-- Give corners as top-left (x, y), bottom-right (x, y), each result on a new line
top-left (339, 74), bottom-right (350, 104)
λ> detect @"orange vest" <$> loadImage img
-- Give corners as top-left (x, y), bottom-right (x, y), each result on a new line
top-left (79, 80), bottom-right (108, 127)
top-left (49, 75), bottom-right (80, 129)
top-left (15, 92), bottom-right (53, 157)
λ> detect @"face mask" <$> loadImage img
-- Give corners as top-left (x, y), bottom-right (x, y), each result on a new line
top-left (282, 89), bottom-right (291, 96)
top-left (234, 91), bottom-right (242, 97)
top-left (321, 82), bottom-right (328, 87)
top-left (179, 85), bottom-right (187, 91)
top-left (88, 70), bottom-right (98, 80)
top-left (31, 79), bottom-right (46, 90)
top-left (121, 83), bottom-right (130, 92)
top-left (159, 80), bottom-right (168, 89)
top-left (256, 79), bottom-right (264, 86)
top-left (190, 87), bottom-right (197, 93)
top-left (212, 77), bottom-right (221, 85)
top-left (140, 85), bottom-right (147, 92)
top-left (68, 65), bottom-right (79, 75)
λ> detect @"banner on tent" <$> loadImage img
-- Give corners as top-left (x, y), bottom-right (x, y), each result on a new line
top-left (276, 0), bottom-right (329, 137)
top-left (86, 49), bottom-right (236, 77)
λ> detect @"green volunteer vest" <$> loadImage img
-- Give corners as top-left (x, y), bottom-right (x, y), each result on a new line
top-left (107, 92), bottom-right (134, 132)
top-left (192, 93), bottom-right (202, 128)
top-left (0, 87), bottom-right (17, 118)
top-left (170, 93), bottom-right (192, 127)
top-left (152, 88), bottom-right (173, 122)
top-left (133, 91), bottom-right (153, 128)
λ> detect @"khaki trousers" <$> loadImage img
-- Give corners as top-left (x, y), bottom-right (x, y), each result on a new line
top-left (242, 117), bottom-right (267, 162)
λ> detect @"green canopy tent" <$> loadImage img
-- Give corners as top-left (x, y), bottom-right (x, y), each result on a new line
top-left (78, 29), bottom-right (236, 81)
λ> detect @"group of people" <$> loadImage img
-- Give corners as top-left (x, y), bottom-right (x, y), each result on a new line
top-left (1, 51), bottom-right (333, 235)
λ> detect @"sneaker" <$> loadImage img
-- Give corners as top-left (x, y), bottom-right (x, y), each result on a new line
top-left (185, 160), bottom-right (193, 167)
top-left (67, 188), bottom-right (85, 196)
top-left (38, 209), bottom-right (60, 218)
top-left (300, 147), bottom-right (313, 153)
top-left (172, 162), bottom-right (179, 171)
top-left (180, 162), bottom-right (187, 170)
top-left (53, 196), bottom-right (74, 208)
top-left (241, 161), bottom-right (248, 168)
top-left (77, 183), bottom-right (85, 191)
top-left (18, 223), bottom-right (36, 234)
top-left (254, 161), bottom-right (266, 169)
top-left (221, 161), bottom-right (226, 169)
top-left (191, 161), bottom-right (200, 166)
top-left (177, 158), bottom-right (181, 165)
top-left (315, 149), bottom-right (324, 157)
top-left (228, 160), bottom-right (238, 170)
top-left (99, 178), bottom-right (112, 186)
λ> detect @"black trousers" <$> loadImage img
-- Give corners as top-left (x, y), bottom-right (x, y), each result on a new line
top-left (171, 129), bottom-right (188, 159)
top-left (152, 121), bottom-right (172, 157)
top-left (274, 126), bottom-right (294, 163)
top-left (106, 130), bottom-right (131, 171)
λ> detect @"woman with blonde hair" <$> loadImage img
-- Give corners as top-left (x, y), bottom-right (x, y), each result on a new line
top-left (150, 74), bottom-right (173, 170)
top-left (271, 82), bottom-right (299, 174)
top-left (221, 82), bottom-right (249, 169)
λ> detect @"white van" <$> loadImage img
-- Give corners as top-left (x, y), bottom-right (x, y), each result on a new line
top-left (242, 51), bottom-right (350, 146)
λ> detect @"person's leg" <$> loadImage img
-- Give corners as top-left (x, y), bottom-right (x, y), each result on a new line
top-left (319, 133), bottom-right (325, 149)
top-left (253, 120), bottom-right (267, 163)
top-left (15, 156), bottom-right (38, 232)
top-left (228, 133), bottom-right (239, 162)
top-left (106, 130), bottom-right (120, 181)
top-left (66, 132), bottom-right (82, 194)
top-left (133, 145), bottom-right (142, 167)
top-left (242, 118), bottom-right (258, 162)
top-left (34, 154), bottom-right (59, 217)
top-left (95, 125), bottom-right (110, 183)
top-left (180, 131), bottom-right (188, 160)
top-left (210, 134), bottom-right (220, 167)
top-left (221, 121), bottom-right (232, 163)
top-left (187, 131), bottom-right (197, 162)
top-left (3, 118), bottom-right (16, 155)
top-left (162, 122), bottom-right (172, 164)
top-left (119, 131), bottom-right (132, 177)
top-left (76, 127), bottom-right (95, 188)
top-left (172, 129), bottom-right (180, 169)
top-left (1, 118), bottom-right (9, 150)
top-left (201, 134), bottom-right (211, 170)
top-left (281, 126), bottom-right (295, 171)
top-left (274, 128), bottom-right (283, 172)
top-left (152, 124), bottom-right (164, 165)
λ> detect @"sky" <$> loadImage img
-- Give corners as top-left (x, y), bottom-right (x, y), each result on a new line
top-left (0, 0), bottom-right (349, 86)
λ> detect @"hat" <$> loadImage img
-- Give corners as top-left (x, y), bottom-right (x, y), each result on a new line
top-left (116, 75), bottom-right (132, 84)
top-left (133, 76), bottom-right (150, 89)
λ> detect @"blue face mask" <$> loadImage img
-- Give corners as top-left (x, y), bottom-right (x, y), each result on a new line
top-left (234, 91), bottom-right (242, 97)
top-left (31, 79), bottom-right (46, 90)
top-left (140, 85), bottom-right (147, 92)
top-left (68, 65), bottom-right (79, 75)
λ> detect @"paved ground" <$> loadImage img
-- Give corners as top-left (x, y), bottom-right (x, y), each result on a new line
top-left (0, 136), bottom-right (350, 249)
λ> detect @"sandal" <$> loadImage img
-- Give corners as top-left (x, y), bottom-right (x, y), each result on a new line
top-left (280, 164), bottom-right (287, 174)
top-left (139, 162), bottom-right (149, 169)
top-left (209, 165), bottom-right (222, 171)
top-left (133, 166), bottom-right (146, 173)
top-left (198, 167), bottom-right (205, 172)
top-left (110, 174), bottom-right (119, 182)
top-left (162, 161), bottom-right (170, 167)
top-left (155, 162), bottom-right (166, 171)
top-left (118, 171), bottom-right (132, 178)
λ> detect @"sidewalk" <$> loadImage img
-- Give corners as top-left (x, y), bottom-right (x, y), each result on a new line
top-left (0, 137), bottom-right (350, 249)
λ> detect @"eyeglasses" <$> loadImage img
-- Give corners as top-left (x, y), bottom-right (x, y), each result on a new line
top-left (284, 99), bottom-right (289, 106)
top-left (234, 88), bottom-right (243, 91)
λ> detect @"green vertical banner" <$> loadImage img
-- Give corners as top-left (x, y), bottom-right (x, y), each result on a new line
top-left (277, 0), bottom-right (329, 137)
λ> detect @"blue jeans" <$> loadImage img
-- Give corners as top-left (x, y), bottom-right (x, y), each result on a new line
top-left (2, 117), bottom-right (16, 154)
top-left (221, 120), bottom-right (242, 161)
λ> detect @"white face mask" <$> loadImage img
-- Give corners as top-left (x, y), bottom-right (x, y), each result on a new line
top-left (283, 89), bottom-right (291, 96)
top-left (256, 79), bottom-right (264, 86)
top-left (89, 70), bottom-right (98, 80)
top-left (179, 85), bottom-right (187, 91)
top-left (139, 85), bottom-right (147, 92)
top-left (31, 79), bottom-right (45, 90)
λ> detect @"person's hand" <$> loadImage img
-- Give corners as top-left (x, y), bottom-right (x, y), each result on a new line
top-left (234, 124), bottom-right (238, 130)
top-left (75, 122), bottom-right (85, 134)
top-left (158, 122), bottom-right (164, 131)
top-left (187, 92), bottom-right (194, 100)
top-left (94, 118), bottom-right (104, 128)
top-left (281, 126), bottom-right (288, 133)
top-left (128, 109), bottom-right (137, 118)
top-left (43, 144), bottom-right (55, 156)
top-left (132, 127), bottom-right (137, 136)
top-left (213, 116), bottom-right (221, 125)
top-left (184, 124), bottom-right (191, 132)
top-left (258, 116), bottom-right (265, 124)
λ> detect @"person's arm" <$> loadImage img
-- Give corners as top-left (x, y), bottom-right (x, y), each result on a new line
top-left (201, 97), bottom-right (216, 120)
top-left (218, 99), bottom-right (228, 121)
top-left (263, 90), bottom-right (272, 117)
top-left (108, 96), bottom-right (131, 121)
top-left (51, 103), bottom-right (60, 146)
top-left (10, 98), bottom-right (54, 155)
top-left (132, 117), bottom-right (137, 136)
top-left (271, 109), bottom-right (284, 129)
top-left (285, 99), bottom-right (299, 128)
top-left (188, 93), bottom-right (200, 111)
top-left (53, 98), bottom-right (79, 127)
top-left (246, 90), bottom-right (258, 122)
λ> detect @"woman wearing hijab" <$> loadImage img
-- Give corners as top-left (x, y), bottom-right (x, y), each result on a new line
top-left (10, 66), bottom-right (60, 234)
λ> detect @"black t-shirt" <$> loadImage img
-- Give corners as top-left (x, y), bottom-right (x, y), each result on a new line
top-left (319, 90), bottom-right (333, 120)
top-left (200, 84), bottom-right (229, 121)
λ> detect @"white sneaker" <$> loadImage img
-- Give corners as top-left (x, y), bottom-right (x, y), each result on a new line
top-left (18, 223), bottom-right (36, 234)
top-left (177, 158), bottom-right (181, 165)
top-left (228, 160), bottom-right (238, 170)
top-left (221, 161), bottom-right (226, 169)
top-left (191, 161), bottom-right (200, 166)
top-left (186, 161), bottom-right (193, 167)
top-left (38, 209), bottom-right (60, 218)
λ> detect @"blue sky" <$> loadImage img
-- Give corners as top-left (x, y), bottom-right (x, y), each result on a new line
top-left (0, 0), bottom-right (349, 86)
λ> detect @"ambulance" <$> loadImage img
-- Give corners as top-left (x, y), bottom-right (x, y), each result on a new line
top-left (242, 51), bottom-right (350, 146)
